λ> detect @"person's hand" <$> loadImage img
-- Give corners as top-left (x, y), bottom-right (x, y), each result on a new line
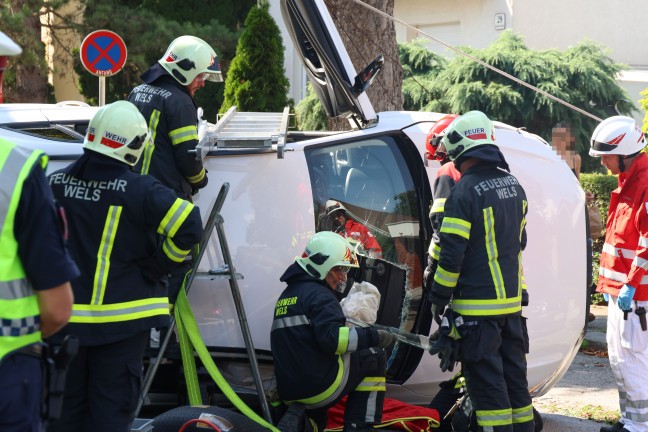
top-left (618, 284), bottom-right (636, 311)
top-left (423, 258), bottom-right (435, 291)
top-left (377, 330), bottom-right (396, 348)
top-left (522, 289), bottom-right (529, 307)
top-left (585, 190), bottom-right (594, 205)
top-left (431, 303), bottom-right (445, 324)
top-left (603, 293), bottom-right (609, 302)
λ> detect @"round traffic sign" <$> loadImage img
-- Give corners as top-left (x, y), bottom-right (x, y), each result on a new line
top-left (80, 30), bottom-right (127, 76)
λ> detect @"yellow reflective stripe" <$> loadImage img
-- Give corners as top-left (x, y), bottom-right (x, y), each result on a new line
top-left (92, 206), bottom-right (122, 305)
top-left (430, 198), bottom-right (445, 214)
top-left (519, 252), bottom-right (525, 297)
top-left (336, 326), bottom-right (350, 354)
top-left (476, 407), bottom-right (512, 427)
top-left (356, 376), bottom-right (386, 392)
top-left (519, 200), bottom-right (528, 242)
top-left (433, 264), bottom-right (459, 288)
top-left (429, 242), bottom-right (440, 260)
top-left (483, 207), bottom-right (505, 299)
top-left (141, 110), bottom-right (160, 175)
top-left (512, 404), bottom-right (534, 424)
top-left (163, 237), bottom-right (190, 263)
top-left (440, 217), bottom-right (471, 239)
top-left (289, 356), bottom-right (347, 405)
top-left (453, 296), bottom-right (522, 316)
top-left (169, 125), bottom-right (198, 145)
top-left (158, 199), bottom-right (194, 237)
top-left (186, 168), bottom-right (206, 184)
top-left (70, 297), bottom-right (170, 323)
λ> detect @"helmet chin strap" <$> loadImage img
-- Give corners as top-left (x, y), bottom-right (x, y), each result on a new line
top-left (618, 155), bottom-right (626, 173)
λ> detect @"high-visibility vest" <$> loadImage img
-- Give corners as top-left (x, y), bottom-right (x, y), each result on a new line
top-left (0, 140), bottom-right (47, 361)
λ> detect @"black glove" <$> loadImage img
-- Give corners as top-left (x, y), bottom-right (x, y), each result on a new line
top-left (190, 169), bottom-right (208, 193)
top-left (377, 330), bottom-right (396, 348)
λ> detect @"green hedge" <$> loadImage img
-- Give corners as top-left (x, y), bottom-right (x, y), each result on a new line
top-left (580, 173), bottom-right (618, 218)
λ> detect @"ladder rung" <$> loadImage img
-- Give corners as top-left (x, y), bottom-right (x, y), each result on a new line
top-left (193, 270), bottom-right (244, 280)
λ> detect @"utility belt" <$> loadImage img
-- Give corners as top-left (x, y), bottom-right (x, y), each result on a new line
top-left (14, 343), bottom-right (43, 359)
top-left (623, 302), bottom-right (647, 331)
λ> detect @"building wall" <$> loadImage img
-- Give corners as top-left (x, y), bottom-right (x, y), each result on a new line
top-left (42, 0), bottom-right (85, 103)
top-left (392, 0), bottom-right (648, 123)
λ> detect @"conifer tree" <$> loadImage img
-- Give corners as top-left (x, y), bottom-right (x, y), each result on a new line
top-left (220, 0), bottom-right (289, 113)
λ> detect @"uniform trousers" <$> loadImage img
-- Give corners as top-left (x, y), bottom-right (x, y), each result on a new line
top-left (459, 315), bottom-right (534, 432)
top-left (49, 331), bottom-right (149, 432)
top-left (0, 353), bottom-right (42, 432)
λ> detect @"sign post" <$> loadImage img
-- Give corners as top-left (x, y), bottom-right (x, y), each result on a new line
top-left (79, 30), bottom-right (127, 106)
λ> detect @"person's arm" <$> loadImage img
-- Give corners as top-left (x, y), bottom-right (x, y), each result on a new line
top-left (573, 154), bottom-right (582, 181)
top-left (37, 282), bottom-right (74, 338)
top-left (170, 103), bottom-right (208, 190)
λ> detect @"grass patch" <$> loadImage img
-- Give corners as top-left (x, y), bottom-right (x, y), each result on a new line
top-left (536, 402), bottom-right (619, 424)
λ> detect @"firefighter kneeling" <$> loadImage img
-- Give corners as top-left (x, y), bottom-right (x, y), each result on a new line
top-left (271, 231), bottom-right (395, 432)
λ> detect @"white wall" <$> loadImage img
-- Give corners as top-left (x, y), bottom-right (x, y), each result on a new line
top-left (269, 0), bottom-right (307, 105)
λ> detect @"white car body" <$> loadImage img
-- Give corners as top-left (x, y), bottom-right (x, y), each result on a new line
top-left (0, 0), bottom-right (589, 407)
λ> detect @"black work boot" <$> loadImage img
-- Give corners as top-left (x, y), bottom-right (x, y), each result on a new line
top-left (599, 422), bottom-right (627, 432)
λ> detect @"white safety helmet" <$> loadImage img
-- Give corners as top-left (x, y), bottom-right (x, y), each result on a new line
top-left (325, 199), bottom-right (347, 217)
top-left (159, 35), bottom-right (223, 85)
top-left (295, 231), bottom-right (359, 280)
top-left (0, 31), bottom-right (21, 56)
top-left (441, 110), bottom-right (497, 161)
top-left (83, 101), bottom-right (150, 166)
top-left (589, 115), bottom-right (646, 157)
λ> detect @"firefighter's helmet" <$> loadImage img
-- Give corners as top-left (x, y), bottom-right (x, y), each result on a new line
top-left (441, 111), bottom-right (496, 161)
top-left (159, 35), bottom-right (223, 85)
top-left (425, 114), bottom-right (459, 161)
top-left (325, 200), bottom-right (347, 217)
top-left (589, 116), bottom-right (646, 157)
top-left (296, 231), bottom-right (359, 280)
top-left (83, 101), bottom-right (150, 166)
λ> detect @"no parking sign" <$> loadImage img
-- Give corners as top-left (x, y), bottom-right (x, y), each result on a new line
top-left (80, 30), bottom-right (127, 105)
top-left (80, 30), bottom-right (127, 76)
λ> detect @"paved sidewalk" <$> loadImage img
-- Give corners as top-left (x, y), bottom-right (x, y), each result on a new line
top-left (534, 304), bottom-right (619, 431)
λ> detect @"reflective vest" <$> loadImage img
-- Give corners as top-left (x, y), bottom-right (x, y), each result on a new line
top-left (0, 141), bottom-right (47, 361)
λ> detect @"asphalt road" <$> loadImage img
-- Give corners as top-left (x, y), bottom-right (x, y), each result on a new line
top-left (533, 304), bottom-right (618, 432)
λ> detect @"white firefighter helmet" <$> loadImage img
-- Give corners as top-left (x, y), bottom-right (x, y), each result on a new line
top-left (441, 110), bottom-right (497, 161)
top-left (0, 31), bottom-right (21, 56)
top-left (589, 115), bottom-right (646, 157)
top-left (159, 35), bottom-right (223, 85)
top-left (325, 199), bottom-right (347, 216)
top-left (83, 101), bottom-right (150, 166)
top-left (295, 231), bottom-right (359, 280)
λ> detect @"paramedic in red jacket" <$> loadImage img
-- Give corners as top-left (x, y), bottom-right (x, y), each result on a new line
top-left (325, 200), bottom-right (382, 258)
top-left (589, 116), bottom-right (648, 432)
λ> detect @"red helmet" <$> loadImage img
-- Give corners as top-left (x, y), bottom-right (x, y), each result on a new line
top-left (425, 114), bottom-right (459, 161)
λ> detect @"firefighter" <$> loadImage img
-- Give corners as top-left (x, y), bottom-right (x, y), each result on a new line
top-left (325, 199), bottom-right (383, 258)
top-left (128, 35), bottom-right (221, 304)
top-left (47, 101), bottom-right (203, 432)
top-left (589, 116), bottom-right (648, 432)
top-left (0, 31), bottom-right (78, 432)
top-left (422, 113), bottom-right (460, 295)
top-left (270, 231), bottom-right (395, 431)
top-left (428, 111), bottom-right (534, 432)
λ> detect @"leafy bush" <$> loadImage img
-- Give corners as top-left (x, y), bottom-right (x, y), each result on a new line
top-left (580, 173), bottom-right (617, 218)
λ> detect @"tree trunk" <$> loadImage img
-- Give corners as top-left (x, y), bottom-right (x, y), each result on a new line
top-left (324, 0), bottom-right (403, 130)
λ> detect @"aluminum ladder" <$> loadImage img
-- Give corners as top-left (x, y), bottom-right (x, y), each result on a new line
top-left (195, 106), bottom-right (290, 160)
top-left (136, 182), bottom-right (272, 423)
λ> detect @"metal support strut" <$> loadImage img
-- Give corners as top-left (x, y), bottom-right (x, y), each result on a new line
top-left (136, 182), bottom-right (272, 423)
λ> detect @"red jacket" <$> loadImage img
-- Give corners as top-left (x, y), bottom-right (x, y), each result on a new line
top-left (597, 153), bottom-right (648, 300)
top-left (343, 219), bottom-right (382, 255)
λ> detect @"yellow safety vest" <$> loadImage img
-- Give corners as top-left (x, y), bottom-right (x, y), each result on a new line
top-left (0, 139), bottom-right (48, 361)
